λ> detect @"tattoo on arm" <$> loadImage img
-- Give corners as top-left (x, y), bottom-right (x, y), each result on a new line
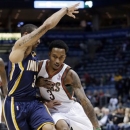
top-left (31, 26), bottom-right (47, 38)
top-left (19, 38), bottom-right (27, 46)
top-left (18, 26), bottom-right (47, 46)
top-left (70, 70), bottom-right (100, 129)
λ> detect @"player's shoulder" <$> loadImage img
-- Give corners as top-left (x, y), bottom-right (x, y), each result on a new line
top-left (64, 69), bottom-right (79, 85)
top-left (0, 58), bottom-right (4, 64)
top-left (67, 69), bottom-right (76, 74)
top-left (67, 69), bottom-right (79, 80)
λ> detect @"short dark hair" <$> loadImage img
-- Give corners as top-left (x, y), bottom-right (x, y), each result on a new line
top-left (49, 40), bottom-right (69, 53)
top-left (21, 24), bottom-right (37, 36)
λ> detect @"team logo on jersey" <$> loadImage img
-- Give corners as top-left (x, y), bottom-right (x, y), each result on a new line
top-left (50, 82), bottom-right (60, 92)
top-left (27, 60), bottom-right (38, 72)
top-left (57, 74), bottom-right (61, 80)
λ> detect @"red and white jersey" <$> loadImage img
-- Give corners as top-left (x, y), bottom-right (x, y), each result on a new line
top-left (38, 60), bottom-right (75, 113)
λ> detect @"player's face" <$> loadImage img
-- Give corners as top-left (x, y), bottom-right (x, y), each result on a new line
top-left (49, 48), bottom-right (66, 70)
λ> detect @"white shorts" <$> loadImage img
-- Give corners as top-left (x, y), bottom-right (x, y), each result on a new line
top-left (51, 102), bottom-right (93, 130)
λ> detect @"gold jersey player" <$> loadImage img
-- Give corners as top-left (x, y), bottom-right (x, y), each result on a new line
top-left (3, 4), bottom-right (79, 130)
top-left (37, 40), bottom-right (101, 130)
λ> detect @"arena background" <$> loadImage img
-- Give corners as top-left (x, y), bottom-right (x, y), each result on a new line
top-left (1, 0), bottom-right (130, 129)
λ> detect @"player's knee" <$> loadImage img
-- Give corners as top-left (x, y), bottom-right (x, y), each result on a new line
top-left (56, 127), bottom-right (68, 130)
top-left (41, 124), bottom-right (55, 130)
top-left (56, 120), bottom-right (69, 130)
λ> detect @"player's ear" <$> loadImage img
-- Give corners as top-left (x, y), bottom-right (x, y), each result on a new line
top-left (22, 32), bottom-right (28, 36)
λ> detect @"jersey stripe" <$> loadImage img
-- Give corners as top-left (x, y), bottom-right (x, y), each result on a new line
top-left (11, 97), bottom-right (20, 130)
top-left (38, 60), bottom-right (44, 72)
top-left (10, 63), bottom-right (15, 81)
top-left (61, 66), bottom-right (73, 99)
top-left (8, 62), bottom-right (24, 96)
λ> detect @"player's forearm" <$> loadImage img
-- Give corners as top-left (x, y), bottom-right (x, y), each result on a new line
top-left (1, 77), bottom-right (8, 96)
top-left (80, 99), bottom-right (100, 129)
top-left (43, 7), bottom-right (67, 30)
top-left (0, 59), bottom-right (8, 96)
top-left (2, 84), bottom-right (8, 97)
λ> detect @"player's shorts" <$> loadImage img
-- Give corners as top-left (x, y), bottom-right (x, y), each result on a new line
top-left (51, 102), bottom-right (93, 130)
top-left (3, 96), bottom-right (54, 130)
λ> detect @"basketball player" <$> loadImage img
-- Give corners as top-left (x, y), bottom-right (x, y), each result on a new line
top-left (0, 58), bottom-right (7, 123)
top-left (3, 4), bottom-right (79, 130)
top-left (37, 40), bottom-right (101, 130)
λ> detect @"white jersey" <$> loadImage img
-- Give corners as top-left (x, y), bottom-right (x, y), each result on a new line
top-left (38, 60), bottom-right (75, 113)
top-left (38, 60), bottom-right (93, 130)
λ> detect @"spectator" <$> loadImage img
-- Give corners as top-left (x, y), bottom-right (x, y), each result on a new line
top-left (93, 90), bottom-right (100, 107)
top-left (108, 95), bottom-right (118, 112)
top-left (94, 107), bottom-right (102, 120)
top-left (106, 107), bottom-right (125, 130)
top-left (122, 41), bottom-right (127, 52)
top-left (99, 108), bottom-right (110, 128)
top-left (84, 72), bottom-right (91, 86)
top-left (114, 72), bottom-right (123, 82)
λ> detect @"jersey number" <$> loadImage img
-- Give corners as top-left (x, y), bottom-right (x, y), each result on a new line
top-left (47, 90), bottom-right (55, 100)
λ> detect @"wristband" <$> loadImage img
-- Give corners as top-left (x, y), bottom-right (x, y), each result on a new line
top-left (96, 128), bottom-right (101, 130)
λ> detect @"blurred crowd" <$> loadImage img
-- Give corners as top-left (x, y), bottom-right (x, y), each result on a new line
top-left (83, 72), bottom-right (130, 98)
top-left (93, 100), bottom-right (130, 130)
top-left (83, 88), bottom-right (130, 130)
top-left (74, 38), bottom-right (130, 130)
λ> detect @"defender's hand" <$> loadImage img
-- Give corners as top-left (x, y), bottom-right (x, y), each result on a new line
top-left (45, 100), bottom-right (61, 110)
top-left (66, 3), bottom-right (79, 18)
top-left (36, 77), bottom-right (54, 89)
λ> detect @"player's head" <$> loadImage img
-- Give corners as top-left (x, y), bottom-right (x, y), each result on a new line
top-left (49, 40), bottom-right (68, 70)
top-left (21, 24), bottom-right (40, 48)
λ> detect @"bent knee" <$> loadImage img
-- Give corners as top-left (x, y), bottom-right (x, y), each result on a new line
top-left (56, 126), bottom-right (69, 130)
top-left (56, 120), bottom-right (69, 130)
top-left (41, 124), bottom-right (56, 130)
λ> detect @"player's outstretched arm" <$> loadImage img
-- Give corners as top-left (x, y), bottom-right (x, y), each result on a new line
top-left (16, 3), bottom-right (79, 48)
top-left (65, 69), bottom-right (101, 130)
top-left (9, 3), bottom-right (79, 63)
top-left (0, 58), bottom-right (8, 97)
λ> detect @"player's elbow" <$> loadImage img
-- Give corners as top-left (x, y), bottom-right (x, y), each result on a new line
top-left (9, 54), bottom-right (22, 63)
top-left (9, 50), bottom-right (24, 63)
top-left (9, 55), bottom-right (18, 63)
